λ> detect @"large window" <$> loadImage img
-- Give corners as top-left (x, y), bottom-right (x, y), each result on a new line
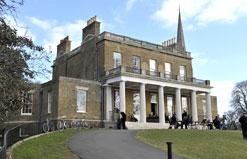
top-left (202, 99), bottom-right (206, 119)
top-left (48, 91), bottom-right (52, 114)
top-left (149, 59), bottom-right (157, 71)
top-left (133, 93), bottom-right (140, 121)
top-left (113, 52), bottom-right (122, 68)
top-left (182, 97), bottom-right (188, 112)
top-left (165, 62), bottom-right (172, 78)
top-left (132, 56), bottom-right (140, 69)
top-left (167, 96), bottom-right (173, 117)
top-left (179, 65), bottom-right (186, 81)
top-left (114, 90), bottom-right (120, 111)
top-left (21, 93), bottom-right (33, 115)
top-left (77, 89), bottom-right (87, 113)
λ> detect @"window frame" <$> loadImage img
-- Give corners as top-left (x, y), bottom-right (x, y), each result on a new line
top-left (21, 92), bottom-right (33, 116)
top-left (165, 62), bottom-right (172, 78)
top-left (113, 52), bottom-right (122, 68)
top-left (132, 55), bottom-right (141, 69)
top-left (47, 91), bottom-right (52, 114)
top-left (149, 59), bottom-right (157, 72)
top-left (179, 65), bottom-right (186, 80)
top-left (76, 86), bottom-right (88, 113)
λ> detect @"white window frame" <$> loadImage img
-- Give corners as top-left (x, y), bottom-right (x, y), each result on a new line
top-left (165, 62), bottom-right (172, 78)
top-left (167, 96), bottom-right (173, 117)
top-left (202, 99), bottom-right (206, 119)
top-left (76, 86), bottom-right (88, 113)
top-left (149, 59), bottom-right (157, 72)
top-left (21, 92), bottom-right (33, 116)
top-left (179, 65), bottom-right (186, 81)
top-left (132, 56), bottom-right (141, 69)
top-left (113, 52), bottom-right (122, 68)
top-left (48, 91), bottom-right (52, 114)
top-left (182, 97), bottom-right (188, 112)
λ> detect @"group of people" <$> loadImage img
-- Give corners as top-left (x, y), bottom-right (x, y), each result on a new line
top-left (169, 111), bottom-right (191, 129)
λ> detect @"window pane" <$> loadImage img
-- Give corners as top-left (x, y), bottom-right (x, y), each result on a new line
top-left (77, 90), bottom-right (87, 112)
top-left (48, 92), bottom-right (52, 114)
top-left (114, 90), bottom-right (120, 111)
top-left (132, 56), bottom-right (140, 69)
top-left (202, 99), bottom-right (206, 119)
top-left (22, 93), bottom-right (33, 114)
top-left (165, 63), bottom-right (171, 73)
top-left (167, 96), bottom-right (173, 117)
top-left (113, 52), bottom-right (121, 68)
top-left (182, 97), bottom-right (188, 112)
top-left (149, 59), bottom-right (156, 71)
top-left (133, 93), bottom-right (140, 121)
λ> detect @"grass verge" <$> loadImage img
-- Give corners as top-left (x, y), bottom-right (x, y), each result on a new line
top-left (12, 128), bottom-right (85, 159)
top-left (136, 129), bottom-right (247, 159)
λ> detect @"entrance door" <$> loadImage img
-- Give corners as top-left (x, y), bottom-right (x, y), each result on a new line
top-left (151, 103), bottom-right (157, 116)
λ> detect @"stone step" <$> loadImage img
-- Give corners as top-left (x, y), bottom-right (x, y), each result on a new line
top-left (126, 122), bottom-right (170, 130)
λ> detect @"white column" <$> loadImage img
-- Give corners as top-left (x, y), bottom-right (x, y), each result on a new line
top-left (119, 81), bottom-right (126, 113)
top-left (158, 86), bottom-right (165, 123)
top-left (191, 90), bottom-right (198, 122)
top-left (175, 88), bottom-right (182, 121)
top-left (206, 92), bottom-right (212, 122)
top-left (140, 83), bottom-right (146, 123)
top-left (105, 85), bottom-right (112, 121)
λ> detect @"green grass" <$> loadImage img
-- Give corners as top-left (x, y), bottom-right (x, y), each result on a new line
top-left (12, 129), bottom-right (85, 159)
top-left (136, 129), bottom-right (247, 159)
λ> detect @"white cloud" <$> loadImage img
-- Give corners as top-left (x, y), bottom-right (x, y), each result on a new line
top-left (211, 80), bottom-right (235, 116)
top-left (152, 0), bottom-right (247, 27)
top-left (4, 16), bottom-right (36, 40)
top-left (192, 53), bottom-right (216, 66)
top-left (28, 17), bottom-right (86, 53)
top-left (126, 0), bottom-right (138, 11)
top-left (28, 17), bottom-right (53, 30)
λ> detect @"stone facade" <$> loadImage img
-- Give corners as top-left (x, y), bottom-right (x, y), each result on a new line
top-left (12, 14), bottom-right (218, 128)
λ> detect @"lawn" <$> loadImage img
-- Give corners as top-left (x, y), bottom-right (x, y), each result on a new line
top-left (12, 129), bottom-right (85, 159)
top-left (136, 129), bottom-right (247, 159)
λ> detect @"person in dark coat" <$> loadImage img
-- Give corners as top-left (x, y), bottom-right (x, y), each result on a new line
top-left (213, 116), bottom-right (221, 129)
top-left (120, 112), bottom-right (127, 129)
top-left (239, 112), bottom-right (247, 139)
top-left (169, 113), bottom-right (178, 129)
top-left (181, 110), bottom-right (188, 129)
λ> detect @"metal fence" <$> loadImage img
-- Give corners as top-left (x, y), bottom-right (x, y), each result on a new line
top-left (0, 122), bottom-right (41, 159)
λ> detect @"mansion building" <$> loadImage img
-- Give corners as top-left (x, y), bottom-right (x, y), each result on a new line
top-left (9, 12), bottom-right (217, 128)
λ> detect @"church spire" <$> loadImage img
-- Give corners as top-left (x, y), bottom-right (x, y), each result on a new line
top-left (176, 7), bottom-right (186, 52)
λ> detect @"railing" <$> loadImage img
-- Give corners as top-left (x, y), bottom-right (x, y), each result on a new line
top-left (98, 32), bottom-right (191, 57)
top-left (0, 122), bottom-right (41, 159)
top-left (105, 66), bottom-right (210, 87)
top-left (125, 67), bottom-right (141, 74)
top-left (146, 70), bottom-right (160, 77)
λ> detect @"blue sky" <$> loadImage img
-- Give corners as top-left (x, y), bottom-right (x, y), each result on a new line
top-left (11, 0), bottom-right (247, 115)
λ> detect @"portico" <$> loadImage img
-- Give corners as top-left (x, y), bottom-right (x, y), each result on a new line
top-left (104, 71), bottom-right (213, 125)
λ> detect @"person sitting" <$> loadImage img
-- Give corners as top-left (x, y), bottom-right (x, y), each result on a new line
top-left (130, 114), bottom-right (138, 122)
top-left (213, 116), bottom-right (221, 129)
top-left (169, 113), bottom-right (178, 129)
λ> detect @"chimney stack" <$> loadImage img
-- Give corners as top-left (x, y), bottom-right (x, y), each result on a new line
top-left (57, 36), bottom-right (71, 58)
top-left (82, 16), bottom-right (100, 41)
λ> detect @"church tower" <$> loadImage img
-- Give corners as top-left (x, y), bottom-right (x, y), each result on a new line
top-left (176, 8), bottom-right (186, 52)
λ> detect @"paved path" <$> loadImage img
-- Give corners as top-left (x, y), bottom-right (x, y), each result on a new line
top-left (68, 130), bottom-right (183, 159)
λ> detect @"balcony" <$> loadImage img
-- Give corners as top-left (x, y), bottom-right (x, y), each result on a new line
top-left (105, 66), bottom-right (211, 87)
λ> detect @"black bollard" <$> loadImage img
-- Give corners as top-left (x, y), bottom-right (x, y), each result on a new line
top-left (166, 142), bottom-right (172, 159)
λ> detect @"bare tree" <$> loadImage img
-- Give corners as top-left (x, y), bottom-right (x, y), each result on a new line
top-left (231, 80), bottom-right (247, 114)
top-left (0, 0), bottom-right (51, 123)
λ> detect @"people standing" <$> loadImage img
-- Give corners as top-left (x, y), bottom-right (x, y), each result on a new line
top-left (181, 110), bottom-right (188, 129)
top-left (239, 112), bottom-right (247, 139)
top-left (213, 116), bottom-right (221, 129)
top-left (120, 112), bottom-right (127, 129)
